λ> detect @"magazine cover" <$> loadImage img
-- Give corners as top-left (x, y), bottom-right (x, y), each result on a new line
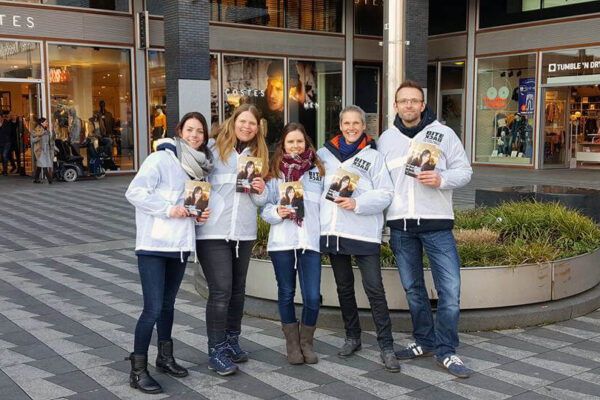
top-left (236, 156), bottom-right (263, 193)
top-left (404, 142), bottom-right (441, 178)
top-left (184, 181), bottom-right (211, 216)
top-left (279, 181), bottom-right (305, 225)
top-left (325, 168), bottom-right (360, 202)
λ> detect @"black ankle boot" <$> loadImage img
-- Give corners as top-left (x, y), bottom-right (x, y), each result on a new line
top-left (156, 340), bottom-right (188, 377)
top-left (127, 353), bottom-right (162, 394)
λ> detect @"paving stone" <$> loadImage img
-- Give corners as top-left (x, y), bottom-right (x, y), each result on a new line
top-left (26, 356), bottom-right (79, 375)
top-left (0, 383), bottom-right (32, 400)
top-left (11, 343), bottom-right (58, 361)
top-left (547, 376), bottom-right (600, 397)
top-left (46, 370), bottom-right (102, 393)
top-left (313, 381), bottom-right (382, 400)
top-left (508, 392), bottom-right (555, 400)
top-left (65, 387), bottom-right (121, 400)
top-left (220, 371), bottom-right (286, 399)
top-left (66, 333), bottom-right (115, 349)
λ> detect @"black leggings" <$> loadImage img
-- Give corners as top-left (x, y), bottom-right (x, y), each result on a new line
top-left (196, 239), bottom-right (254, 349)
top-left (34, 167), bottom-right (52, 183)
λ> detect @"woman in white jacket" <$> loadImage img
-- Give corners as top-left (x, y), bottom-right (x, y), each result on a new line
top-left (195, 104), bottom-right (268, 376)
top-left (125, 112), bottom-right (213, 394)
top-left (261, 122), bottom-right (324, 365)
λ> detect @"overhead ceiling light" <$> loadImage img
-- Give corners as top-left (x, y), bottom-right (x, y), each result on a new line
top-left (454, 61), bottom-right (464, 65)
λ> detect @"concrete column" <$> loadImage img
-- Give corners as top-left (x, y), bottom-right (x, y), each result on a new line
top-left (383, 0), bottom-right (405, 130)
top-left (345, 0), bottom-right (354, 107)
top-left (464, 0), bottom-right (477, 162)
top-left (133, 0), bottom-right (149, 166)
top-left (164, 0), bottom-right (211, 136)
top-left (404, 0), bottom-right (428, 87)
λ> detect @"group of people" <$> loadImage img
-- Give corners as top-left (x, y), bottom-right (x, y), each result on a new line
top-left (126, 80), bottom-right (473, 395)
top-left (0, 113), bottom-right (23, 176)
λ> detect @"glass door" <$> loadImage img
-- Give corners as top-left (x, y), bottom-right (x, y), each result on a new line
top-left (541, 87), bottom-right (569, 168)
top-left (0, 81), bottom-right (43, 176)
top-left (354, 65), bottom-right (381, 138)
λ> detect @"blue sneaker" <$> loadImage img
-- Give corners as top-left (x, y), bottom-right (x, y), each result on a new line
top-left (436, 354), bottom-right (472, 378)
top-left (395, 343), bottom-right (434, 360)
top-left (225, 331), bottom-right (249, 363)
top-left (208, 342), bottom-right (238, 376)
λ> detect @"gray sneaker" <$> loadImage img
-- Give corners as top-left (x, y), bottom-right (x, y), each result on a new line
top-left (337, 337), bottom-right (361, 358)
top-left (380, 349), bottom-right (400, 373)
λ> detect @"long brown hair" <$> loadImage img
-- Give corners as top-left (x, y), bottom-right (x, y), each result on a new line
top-left (268, 122), bottom-right (325, 179)
top-left (213, 104), bottom-right (269, 177)
top-left (176, 112), bottom-right (209, 149)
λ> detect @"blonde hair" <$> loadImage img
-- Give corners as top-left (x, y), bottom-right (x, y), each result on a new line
top-left (213, 104), bottom-right (269, 178)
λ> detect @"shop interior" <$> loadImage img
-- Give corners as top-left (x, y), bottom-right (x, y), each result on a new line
top-left (543, 84), bottom-right (600, 169)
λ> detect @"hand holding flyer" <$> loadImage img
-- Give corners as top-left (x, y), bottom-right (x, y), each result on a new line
top-left (325, 168), bottom-right (359, 202)
top-left (184, 181), bottom-right (211, 217)
top-left (236, 156), bottom-right (263, 193)
top-left (405, 142), bottom-right (441, 178)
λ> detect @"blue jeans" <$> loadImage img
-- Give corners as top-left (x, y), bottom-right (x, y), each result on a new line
top-left (269, 249), bottom-right (321, 326)
top-left (133, 255), bottom-right (187, 355)
top-left (390, 229), bottom-right (461, 358)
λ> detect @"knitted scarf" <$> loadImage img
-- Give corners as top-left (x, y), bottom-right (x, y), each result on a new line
top-left (279, 150), bottom-right (314, 182)
top-left (156, 137), bottom-right (214, 180)
top-left (339, 134), bottom-right (365, 160)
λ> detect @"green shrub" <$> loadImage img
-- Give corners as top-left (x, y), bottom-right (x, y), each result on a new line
top-left (252, 201), bottom-right (600, 268)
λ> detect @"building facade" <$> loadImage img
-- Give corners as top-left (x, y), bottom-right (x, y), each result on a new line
top-left (1, 0), bottom-right (599, 172)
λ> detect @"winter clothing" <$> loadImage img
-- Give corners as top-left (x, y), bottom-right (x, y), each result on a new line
top-left (127, 353), bottom-right (162, 394)
top-left (156, 339), bottom-right (188, 377)
top-left (282, 322), bottom-right (304, 364)
top-left (31, 126), bottom-right (53, 168)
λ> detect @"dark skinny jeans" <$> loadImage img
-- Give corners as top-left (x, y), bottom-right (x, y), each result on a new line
top-left (196, 239), bottom-right (253, 349)
top-left (133, 255), bottom-right (187, 355)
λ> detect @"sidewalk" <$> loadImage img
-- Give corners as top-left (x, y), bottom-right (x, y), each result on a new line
top-left (1, 171), bottom-right (600, 399)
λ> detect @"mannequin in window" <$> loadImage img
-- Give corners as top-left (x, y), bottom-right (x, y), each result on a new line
top-left (495, 114), bottom-right (510, 156)
top-left (97, 100), bottom-right (115, 138)
top-left (153, 107), bottom-right (167, 139)
top-left (68, 108), bottom-right (82, 151)
top-left (54, 105), bottom-right (69, 140)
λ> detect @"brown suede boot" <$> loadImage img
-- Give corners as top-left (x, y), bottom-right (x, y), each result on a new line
top-left (282, 322), bottom-right (304, 365)
top-left (299, 324), bottom-right (318, 364)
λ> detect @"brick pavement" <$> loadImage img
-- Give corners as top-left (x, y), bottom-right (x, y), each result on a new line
top-left (1, 172), bottom-right (600, 399)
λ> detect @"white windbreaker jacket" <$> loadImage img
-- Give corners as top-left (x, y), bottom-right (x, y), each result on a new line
top-left (378, 120), bottom-right (472, 224)
top-left (261, 167), bottom-right (323, 252)
top-left (195, 140), bottom-right (268, 241)
top-left (318, 143), bottom-right (393, 246)
top-left (125, 148), bottom-right (196, 255)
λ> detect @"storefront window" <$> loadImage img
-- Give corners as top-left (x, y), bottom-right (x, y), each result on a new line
top-left (475, 54), bottom-right (537, 165)
top-left (146, 0), bottom-right (162, 15)
top-left (354, 0), bottom-right (383, 36)
top-left (48, 44), bottom-right (134, 170)
top-left (0, 40), bottom-right (41, 79)
top-left (440, 61), bottom-right (465, 141)
top-left (210, 0), bottom-right (342, 32)
top-left (288, 59), bottom-right (343, 146)
top-left (429, 0), bottom-right (467, 35)
top-left (480, 0), bottom-right (600, 28)
top-left (3, 0), bottom-right (129, 12)
top-left (148, 50), bottom-right (166, 148)
top-left (222, 55), bottom-right (285, 149)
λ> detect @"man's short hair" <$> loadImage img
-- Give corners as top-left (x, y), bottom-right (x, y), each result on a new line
top-left (339, 105), bottom-right (366, 125)
top-left (395, 80), bottom-right (425, 102)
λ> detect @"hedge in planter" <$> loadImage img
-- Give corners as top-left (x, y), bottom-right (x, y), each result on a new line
top-left (252, 202), bottom-right (600, 268)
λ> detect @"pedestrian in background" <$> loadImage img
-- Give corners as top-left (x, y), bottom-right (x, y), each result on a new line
top-left (195, 104), bottom-right (269, 376)
top-left (125, 112), bottom-right (214, 394)
top-left (262, 122), bottom-right (324, 365)
top-left (31, 118), bottom-right (53, 184)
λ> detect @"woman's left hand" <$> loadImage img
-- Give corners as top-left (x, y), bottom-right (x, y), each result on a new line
top-left (334, 197), bottom-right (356, 211)
top-left (196, 208), bottom-right (211, 223)
top-left (251, 177), bottom-right (266, 195)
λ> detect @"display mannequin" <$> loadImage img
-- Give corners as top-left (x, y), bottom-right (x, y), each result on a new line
top-left (98, 100), bottom-right (115, 137)
top-left (68, 108), bottom-right (82, 149)
top-left (153, 107), bottom-right (167, 139)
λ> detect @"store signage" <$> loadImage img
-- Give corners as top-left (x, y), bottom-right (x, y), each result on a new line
top-left (0, 14), bottom-right (35, 29)
top-left (355, 0), bottom-right (383, 5)
top-left (136, 11), bottom-right (149, 50)
top-left (548, 61), bottom-right (600, 73)
top-left (518, 78), bottom-right (535, 116)
top-left (484, 86), bottom-right (510, 109)
top-left (224, 88), bottom-right (265, 97)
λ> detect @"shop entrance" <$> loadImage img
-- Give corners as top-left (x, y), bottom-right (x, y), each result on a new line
top-left (542, 84), bottom-right (600, 169)
top-left (0, 81), bottom-right (43, 176)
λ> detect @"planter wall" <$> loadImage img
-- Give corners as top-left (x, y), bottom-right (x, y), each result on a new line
top-left (238, 248), bottom-right (600, 310)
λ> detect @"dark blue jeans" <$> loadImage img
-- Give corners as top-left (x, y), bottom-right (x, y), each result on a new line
top-left (133, 255), bottom-right (187, 355)
top-left (0, 144), bottom-right (9, 173)
top-left (269, 249), bottom-right (321, 326)
top-left (390, 228), bottom-right (461, 358)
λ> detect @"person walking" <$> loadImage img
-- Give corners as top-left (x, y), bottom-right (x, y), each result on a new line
top-left (262, 122), bottom-right (324, 365)
top-left (31, 118), bottom-right (54, 184)
top-left (378, 80), bottom-right (473, 378)
top-left (195, 104), bottom-right (269, 376)
top-left (318, 105), bottom-right (399, 372)
top-left (125, 112), bottom-right (214, 394)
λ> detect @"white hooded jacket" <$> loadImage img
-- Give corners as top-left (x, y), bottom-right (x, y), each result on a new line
top-left (125, 148), bottom-right (196, 256)
top-left (195, 139), bottom-right (268, 242)
top-left (318, 140), bottom-right (393, 246)
top-left (378, 119), bottom-right (472, 224)
top-left (261, 167), bottom-right (323, 252)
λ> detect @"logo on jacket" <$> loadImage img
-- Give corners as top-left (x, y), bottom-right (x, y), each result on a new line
top-left (425, 130), bottom-right (444, 144)
top-left (352, 157), bottom-right (372, 172)
top-left (308, 171), bottom-right (322, 181)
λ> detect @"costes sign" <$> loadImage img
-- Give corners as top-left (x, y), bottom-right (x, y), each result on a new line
top-left (0, 14), bottom-right (35, 29)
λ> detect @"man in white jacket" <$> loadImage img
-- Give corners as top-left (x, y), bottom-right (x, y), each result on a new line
top-left (378, 80), bottom-right (473, 378)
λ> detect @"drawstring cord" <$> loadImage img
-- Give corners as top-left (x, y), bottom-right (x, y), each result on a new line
top-left (180, 250), bottom-right (184, 263)
top-left (403, 218), bottom-right (407, 231)
top-left (417, 217), bottom-right (421, 226)
top-left (326, 234), bottom-right (330, 248)
top-left (294, 249), bottom-right (298, 270)
top-left (336, 236), bottom-right (340, 253)
top-left (235, 240), bottom-right (240, 258)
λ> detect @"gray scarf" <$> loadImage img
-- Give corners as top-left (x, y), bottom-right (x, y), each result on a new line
top-left (173, 137), bottom-right (214, 180)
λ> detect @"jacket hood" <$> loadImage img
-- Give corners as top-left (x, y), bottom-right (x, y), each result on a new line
top-left (394, 105), bottom-right (437, 139)
top-left (325, 133), bottom-right (376, 162)
top-left (155, 138), bottom-right (177, 156)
